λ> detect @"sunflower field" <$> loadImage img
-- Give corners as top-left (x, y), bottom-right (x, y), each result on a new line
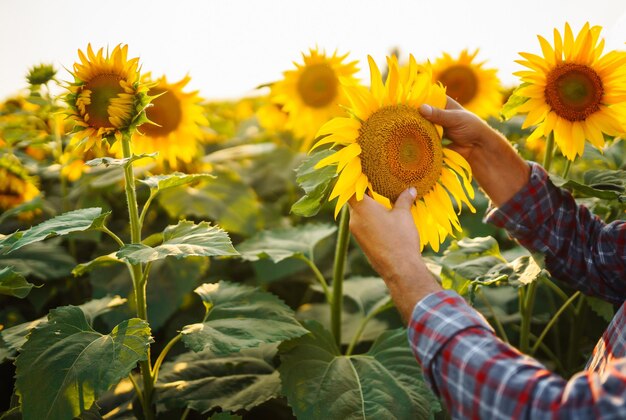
top-left (1, 21), bottom-right (626, 420)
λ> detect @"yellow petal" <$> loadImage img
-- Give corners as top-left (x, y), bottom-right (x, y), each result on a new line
top-left (330, 158), bottom-right (362, 199)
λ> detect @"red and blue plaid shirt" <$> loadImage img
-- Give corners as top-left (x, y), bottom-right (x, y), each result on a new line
top-left (408, 162), bottom-right (626, 419)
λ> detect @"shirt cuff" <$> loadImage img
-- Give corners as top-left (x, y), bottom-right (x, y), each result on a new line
top-left (407, 290), bottom-right (494, 378)
top-left (483, 161), bottom-right (564, 249)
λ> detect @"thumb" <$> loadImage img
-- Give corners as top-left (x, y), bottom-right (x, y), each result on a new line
top-left (394, 187), bottom-right (417, 211)
top-left (419, 104), bottom-right (451, 127)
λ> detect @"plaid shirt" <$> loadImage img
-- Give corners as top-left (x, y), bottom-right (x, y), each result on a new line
top-left (408, 162), bottom-right (626, 419)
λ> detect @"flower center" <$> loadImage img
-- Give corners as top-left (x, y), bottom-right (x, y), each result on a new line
top-left (358, 105), bottom-right (443, 201)
top-left (297, 63), bottom-right (338, 108)
top-left (83, 74), bottom-right (124, 128)
top-left (544, 63), bottom-right (603, 121)
top-left (437, 65), bottom-right (478, 105)
top-left (142, 87), bottom-right (183, 137)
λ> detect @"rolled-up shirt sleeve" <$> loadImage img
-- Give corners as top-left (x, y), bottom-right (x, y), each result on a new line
top-left (485, 161), bottom-right (626, 304)
top-left (409, 290), bottom-right (626, 419)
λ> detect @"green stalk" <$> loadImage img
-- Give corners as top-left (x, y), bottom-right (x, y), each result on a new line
top-left (121, 132), bottom-right (154, 420)
top-left (562, 159), bottom-right (572, 179)
top-left (345, 299), bottom-right (394, 356)
top-left (152, 334), bottom-right (182, 385)
top-left (530, 291), bottom-right (581, 355)
top-left (519, 280), bottom-right (538, 354)
top-left (542, 132), bottom-right (555, 171)
top-left (331, 206), bottom-right (350, 349)
top-left (298, 255), bottom-right (332, 304)
top-left (477, 288), bottom-right (509, 343)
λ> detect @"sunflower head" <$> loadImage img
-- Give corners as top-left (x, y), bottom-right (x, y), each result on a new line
top-left (313, 55), bottom-right (476, 252)
top-left (0, 155), bottom-right (41, 219)
top-left (511, 22), bottom-right (626, 160)
top-left (269, 48), bottom-right (359, 151)
top-left (108, 73), bottom-right (208, 171)
top-left (431, 49), bottom-right (502, 118)
top-left (64, 44), bottom-right (152, 153)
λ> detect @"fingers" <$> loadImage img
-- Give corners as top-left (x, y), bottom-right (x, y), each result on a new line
top-left (419, 103), bottom-right (451, 126)
top-left (393, 187), bottom-right (417, 212)
top-left (445, 96), bottom-right (463, 110)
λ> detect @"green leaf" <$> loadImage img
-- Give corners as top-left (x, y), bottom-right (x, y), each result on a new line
top-left (0, 208), bottom-right (110, 253)
top-left (15, 306), bottom-right (152, 420)
top-left (157, 345), bottom-right (280, 413)
top-left (236, 223), bottom-right (336, 263)
top-left (0, 266), bottom-right (34, 298)
top-left (550, 170), bottom-right (626, 201)
top-left (117, 221), bottom-right (238, 264)
top-left (204, 143), bottom-right (277, 163)
top-left (0, 295), bottom-right (126, 362)
top-left (85, 152), bottom-right (158, 167)
top-left (0, 241), bottom-right (76, 280)
top-left (72, 253), bottom-right (122, 277)
top-left (291, 149), bottom-right (337, 217)
top-left (585, 295), bottom-right (615, 323)
top-left (279, 321), bottom-right (440, 419)
top-left (138, 172), bottom-right (216, 192)
top-left (157, 168), bottom-right (262, 236)
top-left (181, 281), bottom-right (308, 355)
top-left (500, 83), bottom-right (530, 121)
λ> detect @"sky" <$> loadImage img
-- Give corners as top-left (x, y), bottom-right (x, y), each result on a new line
top-left (1, 0), bottom-right (625, 101)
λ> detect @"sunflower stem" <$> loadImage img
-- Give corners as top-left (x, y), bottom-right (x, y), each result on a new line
top-left (562, 159), bottom-right (572, 179)
top-left (542, 132), bottom-right (555, 172)
top-left (331, 206), bottom-right (350, 350)
top-left (121, 132), bottom-right (154, 420)
top-left (519, 278), bottom-right (538, 354)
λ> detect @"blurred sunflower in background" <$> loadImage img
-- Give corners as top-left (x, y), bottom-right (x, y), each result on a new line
top-left (110, 74), bottom-right (208, 171)
top-left (511, 22), bottom-right (626, 160)
top-left (269, 48), bottom-right (359, 151)
top-left (64, 44), bottom-right (151, 153)
top-left (431, 49), bottom-right (502, 118)
top-left (314, 55), bottom-right (475, 252)
top-left (0, 155), bottom-right (40, 219)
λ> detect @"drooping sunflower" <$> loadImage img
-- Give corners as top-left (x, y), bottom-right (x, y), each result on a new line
top-left (512, 23), bottom-right (626, 161)
top-left (270, 48), bottom-right (359, 151)
top-left (431, 49), bottom-right (502, 119)
top-left (0, 155), bottom-right (40, 218)
top-left (64, 44), bottom-right (151, 153)
top-left (109, 74), bottom-right (208, 170)
top-left (314, 55), bottom-right (475, 252)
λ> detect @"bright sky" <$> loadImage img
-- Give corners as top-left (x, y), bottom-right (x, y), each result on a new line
top-left (1, 0), bottom-right (625, 101)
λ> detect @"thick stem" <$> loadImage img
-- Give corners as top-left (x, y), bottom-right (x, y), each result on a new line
top-left (121, 132), bottom-right (154, 420)
top-left (542, 132), bottom-right (555, 172)
top-left (331, 206), bottom-right (350, 349)
top-left (519, 280), bottom-right (538, 354)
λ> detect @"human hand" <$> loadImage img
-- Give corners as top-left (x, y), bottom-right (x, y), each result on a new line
top-left (419, 97), bottom-right (493, 163)
top-left (349, 188), bottom-right (442, 319)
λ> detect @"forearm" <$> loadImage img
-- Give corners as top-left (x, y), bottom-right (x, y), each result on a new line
top-left (383, 257), bottom-right (442, 322)
top-left (466, 123), bottom-right (530, 207)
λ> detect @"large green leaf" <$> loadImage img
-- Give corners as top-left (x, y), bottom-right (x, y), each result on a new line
top-left (291, 149), bottom-right (337, 217)
top-left (181, 281), bottom-right (308, 355)
top-left (236, 223), bottom-right (336, 263)
top-left (15, 306), bottom-right (152, 420)
top-left (157, 168), bottom-right (262, 236)
top-left (0, 208), bottom-right (110, 253)
top-left (0, 241), bottom-right (75, 280)
top-left (138, 172), bottom-right (216, 191)
top-left (0, 295), bottom-right (126, 362)
top-left (0, 266), bottom-right (34, 298)
top-left (279, 321), bottom-right (440, 419)
top-left (157, 344), bottom-right (281, 413)
top-left (117, 221), bottom-right (238, 264)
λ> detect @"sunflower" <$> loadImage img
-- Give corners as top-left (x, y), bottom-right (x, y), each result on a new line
top-left (270, 48), bottom-right (359, 151)
top-left (0, 155), bottom-right (40, 218)
top-left (109, 74), bottom-right (208, 170)
top-left (431, 49), bottom-right (502, 119)
top-left (64, 44), bottom-right (151, 153)
top-left (314, 55), bottom-right (475, 252)
top-left (512, 23), bottom-right (626, 161)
